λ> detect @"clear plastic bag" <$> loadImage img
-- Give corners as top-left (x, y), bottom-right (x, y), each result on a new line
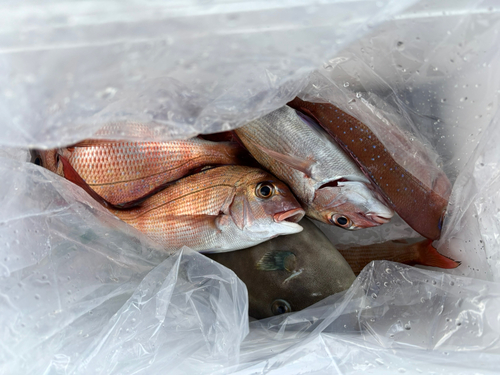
top-left (1, 1), bottom-right (500, 374)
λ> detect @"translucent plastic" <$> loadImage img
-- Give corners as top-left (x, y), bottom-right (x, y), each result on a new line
top-left (0, 0), bottom-right (414, 148)
top-left (0, 161), bottom-right (248, 374)
top-left (1, 1), bottom-right (500, 374)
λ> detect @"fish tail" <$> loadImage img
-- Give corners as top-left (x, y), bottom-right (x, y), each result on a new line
top-left (416, 239), bottom-right (461, 269)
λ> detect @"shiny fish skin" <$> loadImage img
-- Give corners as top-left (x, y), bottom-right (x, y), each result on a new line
top-left (43, 138), bottom-right (244, 205)
top-left (207, 218), bottom-right (356, 319)
top-left (234, 105), bottom-right (394, 229)
top-left (109, 166), bottom-right (305, 253)
top-left (288, 97), bottom-right (450, 240)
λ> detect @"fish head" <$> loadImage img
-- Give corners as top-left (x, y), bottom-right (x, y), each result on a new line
top-left (206, 218), bottom-right (356, 319)
top-left (229, 169), bottom-right (305, 239)
top-left (309, 180), bottom-right (394, 229)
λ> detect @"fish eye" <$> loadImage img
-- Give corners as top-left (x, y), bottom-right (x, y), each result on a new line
top-left (255, 182), bottom-right (275, 199)
top-left (271, 299), bottom-right (291, 315)
top-left (330, 214), bottom-right (352, 228)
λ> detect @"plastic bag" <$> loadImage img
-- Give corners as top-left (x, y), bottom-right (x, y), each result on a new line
top-left (0, 0), bottom-right (413, 148)
top-left (1, 1), bottom-right (500, 374)
top-left (0, 160), bottom-right (248, 374)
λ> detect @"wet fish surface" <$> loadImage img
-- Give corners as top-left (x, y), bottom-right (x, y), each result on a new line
top-left (234, 105), bottom-right (394, 230)
top-left (207, 218), bottom-right (356, 319)
top-left (32, 138), bottom-right (244, 206)
top-left (336, 238), bottom-right (460, 275)
top-left (62, 162), bottom-right (305, 253)
top-left (288, 97), bottom-right (451, 240)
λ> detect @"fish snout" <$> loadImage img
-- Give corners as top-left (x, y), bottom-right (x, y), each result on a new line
top-left (366, 212), bottom-right (393, 224)
top-left (274, 208), bottom-right (305, 223)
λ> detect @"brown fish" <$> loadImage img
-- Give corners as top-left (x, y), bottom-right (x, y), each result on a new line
top-left (206, 218), bottom-right (355, 319)
top-left (336, 238), bottom-right (460, 275)
top-left (32, 138), bottom-right (244, 206)
top-left (288, 97), bottom-right (451, 240)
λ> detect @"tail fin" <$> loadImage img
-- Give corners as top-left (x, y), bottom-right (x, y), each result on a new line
top-left (416, 239), bottom-right (461, 269)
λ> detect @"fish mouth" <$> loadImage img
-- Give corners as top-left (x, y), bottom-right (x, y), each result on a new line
top-left (366, 213), bottom-right (393, 224)
top-left (274, 208), bottom-right (305, 223)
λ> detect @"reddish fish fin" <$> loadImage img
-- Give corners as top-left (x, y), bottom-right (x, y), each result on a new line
top-left (71, 139), bottom-right (115, 148)
top-left (250, 142), bottom-right (315, 178)
top-left (58, 154), bottom-right (118, 210)
top-left (416, 240), bottom-right (461, 269)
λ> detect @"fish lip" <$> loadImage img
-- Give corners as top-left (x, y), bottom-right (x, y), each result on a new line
top-left (273, 208), bottom-right (305, 223)
top-left (366, 213), bottom-right (393, 224)
top-left (273, 220), bottom-right (304, 234)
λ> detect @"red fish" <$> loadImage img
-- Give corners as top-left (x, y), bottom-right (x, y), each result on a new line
top-left (288, 97), bottom-right (451, 240)
top-left (59, 157), bottom-right (305, 252)
top-left (33, 138), bottom-right (244, 206)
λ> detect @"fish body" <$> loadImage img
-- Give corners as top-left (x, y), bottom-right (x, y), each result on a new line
top-left (207, 218), bottom-right (356, 319)
top-left (104, 165), bottom-right (305, 252)
top-left (234, 105), bottom-right (394, 229)
top-left (287, 97), bottom-right (450, 240)
top-left (336, 238), bottom-right (460, 275)
top-left (33, 138), bottom-right (244, 206)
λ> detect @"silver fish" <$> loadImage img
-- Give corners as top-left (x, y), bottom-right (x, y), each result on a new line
top-left (234, 105), bottom-right (394, 230)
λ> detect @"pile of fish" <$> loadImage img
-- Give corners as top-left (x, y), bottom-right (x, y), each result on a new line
top-left (32, 98), bottom-right (460, 319)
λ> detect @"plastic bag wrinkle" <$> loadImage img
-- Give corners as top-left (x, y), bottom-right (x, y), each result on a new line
top-left (2, 1), bottom-right (500, 374)
top-left (0, 159), bottom-right (248, 375)
top-left (0, 0), bottom-right (415, 148)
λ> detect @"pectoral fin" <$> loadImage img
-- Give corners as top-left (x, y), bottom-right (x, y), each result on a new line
top-left (256, 251), bottom-right (297, 272)
top-left (251, 142), bottom-right (315, 178)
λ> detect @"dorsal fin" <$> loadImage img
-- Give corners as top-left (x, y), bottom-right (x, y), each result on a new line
top-left (71, 139), bottom-right (117, 148)
top-left (294, 108), bottom-right (338, 145)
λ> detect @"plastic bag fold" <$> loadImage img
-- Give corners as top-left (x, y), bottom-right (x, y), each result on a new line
top-left (0, 0), bottom-right (414, 147)
top-left (1, 1), bottom-right (500, 374)
top-left (0, 160), bottom-right (248, 374)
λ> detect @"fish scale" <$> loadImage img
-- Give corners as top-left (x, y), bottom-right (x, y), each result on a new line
top-left (109, 166), bottom-right (248, 221)
top-left (235, 106), bottom-right (368, 204)
top-left (63, 138), bottom-right (243, 205)
top-left (103, 165), bottom-right (305, 252)
top-left (235, 105), bottom-right (394, 229)
top-left (288, 97), bottom-right (450, 240)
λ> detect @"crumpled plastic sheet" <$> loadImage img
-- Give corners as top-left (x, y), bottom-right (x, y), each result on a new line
top-left (0, 0), bottom-right (413, 148)
top-left (0, 161), bottom-right (248, 375)
top-left (2, 0), bottom-right (500, 374)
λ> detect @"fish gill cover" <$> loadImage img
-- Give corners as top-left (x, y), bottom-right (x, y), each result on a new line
top-left (1, 0), bottom-right (500, 374)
